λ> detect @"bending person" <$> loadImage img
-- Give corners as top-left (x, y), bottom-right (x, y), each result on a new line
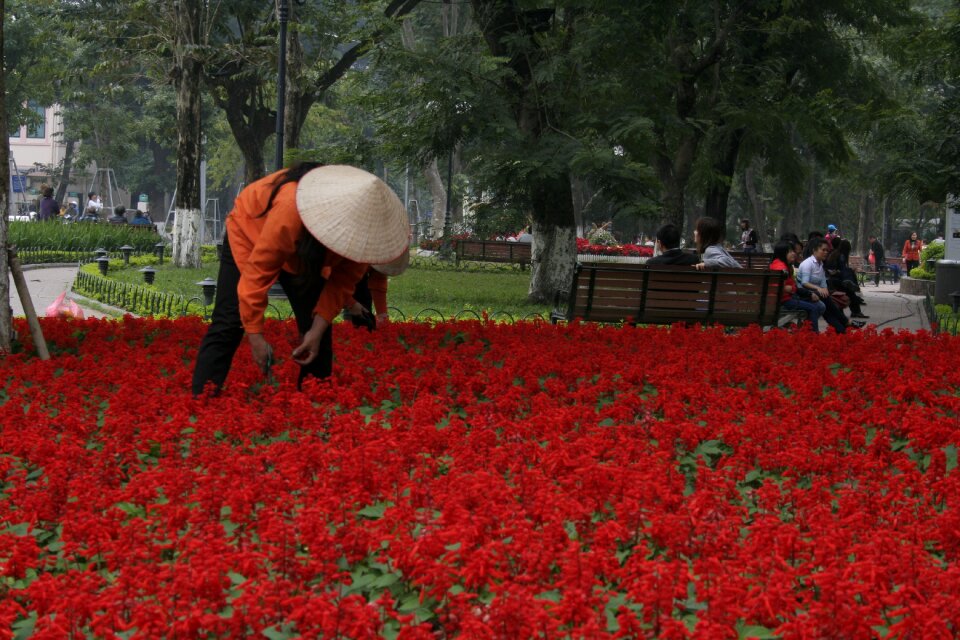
top-left (192, 164), bottom-right (408, 394)
top-left (344, 251), bottom-right (410, 330)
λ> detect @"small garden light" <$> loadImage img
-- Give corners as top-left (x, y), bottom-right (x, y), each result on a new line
top-left (140, 266), bottom-right (157, 285)
top-left (154, 242), bottom-right (166, 265)
top-left (196, 277), bottom-right (217, 307)
top-left (96, 256), bottom-right (110, 276)
top-left (94, 247), bottom-right (108, 260)
top-left (119, 245), bottom-right (134, 265)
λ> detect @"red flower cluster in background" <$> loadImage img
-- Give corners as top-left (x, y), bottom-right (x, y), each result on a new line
top-left (2, 317), bottom-right (960, 638)
top-left (576, 238), bottom-right (654, 257)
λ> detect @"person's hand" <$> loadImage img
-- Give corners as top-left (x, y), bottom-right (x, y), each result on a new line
top-left (348, 301), bottom-right (367, 316)
top-left (247, 333), bottom-right (273, 374)
top-left (292, 316), bottom-right (330, 365)
top-left (818, 286), bottom-right (830, 298)
top-left (694, 262), bottom-right (706, 270)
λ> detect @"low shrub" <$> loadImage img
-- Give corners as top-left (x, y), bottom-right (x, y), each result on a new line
top-left (9, 220), bottom-right (161, 252)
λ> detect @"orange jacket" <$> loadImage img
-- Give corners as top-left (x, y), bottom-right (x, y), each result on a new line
top-left (226, 170), bottom-right (368, 334)
top-left (368, 270), bottom-right (389, 315)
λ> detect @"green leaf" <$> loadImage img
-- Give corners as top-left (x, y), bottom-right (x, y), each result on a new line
top-left (397, 592), bottom-right (422, 612)
top-left (371, 572), bottom-right (400, 589)
top-left (357, 501), bottom-right (393, 519)
top-left (536, 589), bottom-right (561, 602)
top-left (737, 623), bottom-right (780, 639)
top-left (261, 623), bottom-right (297, 640)
top-left (12, 613), bottom-right (37, 640)
top-left (3, 523), bottom-right (30, 537)
top-left (944, 444), bottom-right (957, 474)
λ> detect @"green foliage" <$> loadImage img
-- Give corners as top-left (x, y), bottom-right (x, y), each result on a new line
top-left (911, 241), bottom-right (946, 279)
top-left (9, 222), bottom-right (161, 252)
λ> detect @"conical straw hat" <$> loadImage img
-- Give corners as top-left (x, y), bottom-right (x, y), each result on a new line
top-left (296, 165), bottom-right (409, 265)
top-left (372, 245), bottom-right (410, 276)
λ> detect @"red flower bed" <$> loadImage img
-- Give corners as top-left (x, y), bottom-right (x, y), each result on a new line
top-left (576, 238), bottom-right (653, 257)
top-left (2, 317), bottom-right (960, 638)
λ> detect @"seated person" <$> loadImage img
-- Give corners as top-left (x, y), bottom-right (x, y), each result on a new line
top-left (78, 206), bottom-right (100, 223)
top-left (824, 239), bottom-right (867, 319)
top-left (647, 223), bottom-right (697, 266)
top-left (797, 238), bottom-right (859, 333)
top-left (130, 210), bottom-right (153, 226)
top-left (769, 240), bottom-right (824, 333)
top-left (692, 216), bottom-right (741, 269)
top-left (108, 205), bottom-right (128, 224)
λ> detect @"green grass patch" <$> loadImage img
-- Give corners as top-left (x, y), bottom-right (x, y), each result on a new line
top-left (79, 258), bottom-right (552, 320)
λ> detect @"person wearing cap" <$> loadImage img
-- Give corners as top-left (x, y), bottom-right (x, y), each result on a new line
top-left (191, 163), bottom-right (409, 395)
top-left (825, 224), bottom-right (840, 246)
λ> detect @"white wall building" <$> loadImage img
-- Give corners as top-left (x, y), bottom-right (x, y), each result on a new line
top-left (9, 102), bottom-right (67, 215)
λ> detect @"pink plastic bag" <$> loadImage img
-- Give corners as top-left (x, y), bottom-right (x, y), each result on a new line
top-left (45, 292), bottom-right (85, 319)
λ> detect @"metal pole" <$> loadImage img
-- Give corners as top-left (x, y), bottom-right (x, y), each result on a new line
top-left (274, 0), bottom-right (289, 171)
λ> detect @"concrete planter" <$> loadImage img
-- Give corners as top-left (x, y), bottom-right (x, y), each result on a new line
top-left (900, 276), bottom-right (935, 296)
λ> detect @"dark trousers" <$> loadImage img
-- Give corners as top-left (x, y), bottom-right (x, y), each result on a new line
top-left (191, 232), bottom-right (332, 395)
top-left (822, 297), bottom-right (848, 334)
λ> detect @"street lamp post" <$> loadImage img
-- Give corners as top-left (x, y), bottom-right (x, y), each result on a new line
top-left (274, 0), bottom-right (290, 171)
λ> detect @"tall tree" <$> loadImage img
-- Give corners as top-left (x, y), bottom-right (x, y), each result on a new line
top-left (1, 0), bottom-right (11, 353)
top-left (169, 0), bottom-right (205, 267)
top-left (466, 1), bottom-right (580, 302)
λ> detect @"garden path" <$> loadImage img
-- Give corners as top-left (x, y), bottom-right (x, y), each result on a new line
top-left (8, 265), bottom-right (115, 319)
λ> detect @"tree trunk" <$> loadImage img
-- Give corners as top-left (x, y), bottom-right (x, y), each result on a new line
top-left (53, 139), bottom-right (76, 205)
top-left (172, 1), bottom-right (203, 268)
top-left (882, 196), bottom-right (893, 248)
top-left (655, 132), bottom-right (701, 230)
top-left (528, 173), bottom-right (576, 303)
top-left (855, 192), bottom-right (871, 257)
top-left (424, 159), bottom-right (446, 239)
top-left (802, 165), bottom-right (816, 237)
top-left (570, 175), bottom-right (587, 237)
top-left (702, 127), bottom-right (744, 229)
top-left (743, 160), bottom-right (767, 248)
top-left (0, 0), bottom-right (11, 353)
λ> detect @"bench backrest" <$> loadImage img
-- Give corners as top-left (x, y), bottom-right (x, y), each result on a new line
top-left (728, 251), bottom-right (775, 270)
top-left (456, 239), bottom-right (531, 263)
top-left (563, 264), bottom-right (786, 327)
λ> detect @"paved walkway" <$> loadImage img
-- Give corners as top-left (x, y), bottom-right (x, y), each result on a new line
top-left (827, 278), bottom-right (929, 332)
top-left (8, 264), bottom-right (932, 331)
top-left (9, 264), bottom-right (116, 319)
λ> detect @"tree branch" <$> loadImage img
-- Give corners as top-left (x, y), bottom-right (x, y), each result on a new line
top-left (314, 0), bottom-right (422, 95)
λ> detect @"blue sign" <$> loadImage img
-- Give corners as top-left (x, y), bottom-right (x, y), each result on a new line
top-left (11, 175), bottom-right (27, 193)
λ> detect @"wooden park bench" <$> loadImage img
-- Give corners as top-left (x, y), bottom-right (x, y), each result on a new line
top-left (551, 263), bottom-right (800, 328)
top-left (849, 255), bottom-right (897, 285)
top-left (729, 251), bottom-right (774, 270)
top-left (455, 239), bottom-right (531, 267)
